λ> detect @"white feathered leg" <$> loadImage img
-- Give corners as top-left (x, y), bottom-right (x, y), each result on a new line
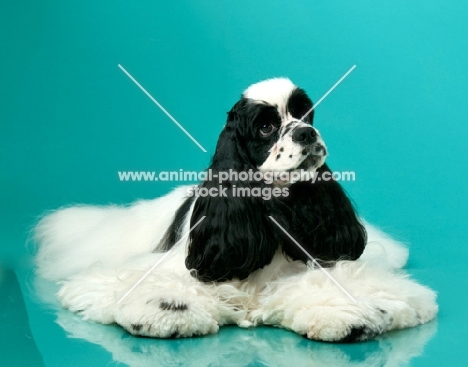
top-left (56, 251), bottom-right (214, 338)
top-left (57, 248), bottom-right (250, 338)
top-left (247, 223), bottom-right (438, 342)
top-left (251, 260), bottom-right (437, 342)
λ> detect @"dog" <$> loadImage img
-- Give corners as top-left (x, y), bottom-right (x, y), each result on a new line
top-left (34, 78), bottom-right (437, 342)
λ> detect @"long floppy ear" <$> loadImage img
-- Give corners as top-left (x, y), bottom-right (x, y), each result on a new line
top-left (276, 164), bottom-right (366, 265)
top-left (186, 100), bottom-right (279, 282)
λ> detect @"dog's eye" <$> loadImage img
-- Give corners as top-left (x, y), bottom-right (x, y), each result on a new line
top-left (259, 123), bottom-right (277, 137)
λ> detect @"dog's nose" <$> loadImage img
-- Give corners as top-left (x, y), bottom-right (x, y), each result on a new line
top-left (292, 127), bottom-right (317, 144)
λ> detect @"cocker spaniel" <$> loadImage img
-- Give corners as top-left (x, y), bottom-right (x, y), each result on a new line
top-left (34, 78), bottom-right (437, 342)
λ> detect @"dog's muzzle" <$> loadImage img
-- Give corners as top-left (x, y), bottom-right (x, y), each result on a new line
top-left (291, 125), bottom-right (327, 158)
top-left (258, 122), bottom-right (327, 182)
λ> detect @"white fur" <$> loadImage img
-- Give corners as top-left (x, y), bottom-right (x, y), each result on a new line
top-left (243, 77), bottom-right (296, 109)
top-left (34, 185), bottom-right (437, 341)
top-left (34, 186), bottom-right (189, 280)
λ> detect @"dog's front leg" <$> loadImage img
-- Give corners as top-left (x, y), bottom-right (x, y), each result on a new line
top-left (58, 252), bottom-right (224, 338)
top-left (249, 259), bottom-right (437, 342)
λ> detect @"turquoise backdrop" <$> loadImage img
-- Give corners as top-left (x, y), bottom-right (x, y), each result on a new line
top-left (1, 0), bottom-right (467, 366)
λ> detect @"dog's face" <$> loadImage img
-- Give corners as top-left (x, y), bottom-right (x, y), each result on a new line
top-left (228, 78), bottom-right (327, 184)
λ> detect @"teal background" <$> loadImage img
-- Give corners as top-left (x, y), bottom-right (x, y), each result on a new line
top-left (1, 0), bottom-right (467, 365)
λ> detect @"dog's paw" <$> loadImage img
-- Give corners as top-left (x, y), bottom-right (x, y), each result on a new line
top-left (288, 303), bottom-right (393, 342)
top-left (115, 297), bottom-right (219, 338)
top-left (58, 273), bottom-right (119, 324)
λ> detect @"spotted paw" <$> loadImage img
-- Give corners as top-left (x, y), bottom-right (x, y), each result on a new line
top-left (289, 304), bottom-right (393, 342)
top-left (115, 297), bottom-right (219, 338)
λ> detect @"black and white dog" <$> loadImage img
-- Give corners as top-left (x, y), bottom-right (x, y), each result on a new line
top-left (34, 78), bottom-right (437, 342)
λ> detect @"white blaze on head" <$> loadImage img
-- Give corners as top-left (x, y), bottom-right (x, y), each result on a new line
top-left (243, 78), bottom-right (297, 120)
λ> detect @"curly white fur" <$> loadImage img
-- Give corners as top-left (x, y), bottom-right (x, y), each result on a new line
top-left (34, 186), bottom-right (437, 341)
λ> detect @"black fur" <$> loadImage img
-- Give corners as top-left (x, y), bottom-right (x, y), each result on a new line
top-left (159, 301), bottom-right (188, 312)
top-left (337, 325), bottom-right (379, 343)
top-left (131, 324), bottom-right (142, 331)
top-left (186, 99), bottom-right (280, 282)
top-left (287, 87), bottom-right (314, 123)
top-left (273, 164), bottom-right (366, 265)
top-left (160, 87), bottom-right (366, 282)
top-left (159, 195), bottom-right (195, 252)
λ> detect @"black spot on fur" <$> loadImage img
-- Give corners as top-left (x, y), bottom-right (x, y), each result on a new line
top-left (287, 88), bottom-right (314, 124)
top-left (338, 326), bottom-right (378, 343)
top-left (289, 155), bottom-right (293, 158)
top-left (282, 125), bottom-right (293, 135)
top-left (160, 301), bottom-right (188, 312)
top-left (279, 147), bottom-right (284, 152)
top-left (276, 154), bottom-right (281, 160)
top-left (313, 145), bottom-right (325, 155)
top-left (131, 324), bottom-right (142, 332)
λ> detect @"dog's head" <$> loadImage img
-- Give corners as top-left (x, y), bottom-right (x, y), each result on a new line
top-left (212, 78), bottom-right (327, 184)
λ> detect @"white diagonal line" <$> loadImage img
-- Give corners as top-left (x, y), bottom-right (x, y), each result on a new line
top-left (269, 216), bottom-right (357, 303)
top-left (117, 216), bottom-right (206, 304)
top-left (118, 64), bottom-right (207, 153)
top-left (301, 64), bottom-right (357, 121)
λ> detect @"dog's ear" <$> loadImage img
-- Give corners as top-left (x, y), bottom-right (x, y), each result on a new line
top-left (210, 100), bottom-right (253, 171)
top-left (277, 164), bottom-right (366, 265)
top-left (186, 100), bottom-right (278, 282)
